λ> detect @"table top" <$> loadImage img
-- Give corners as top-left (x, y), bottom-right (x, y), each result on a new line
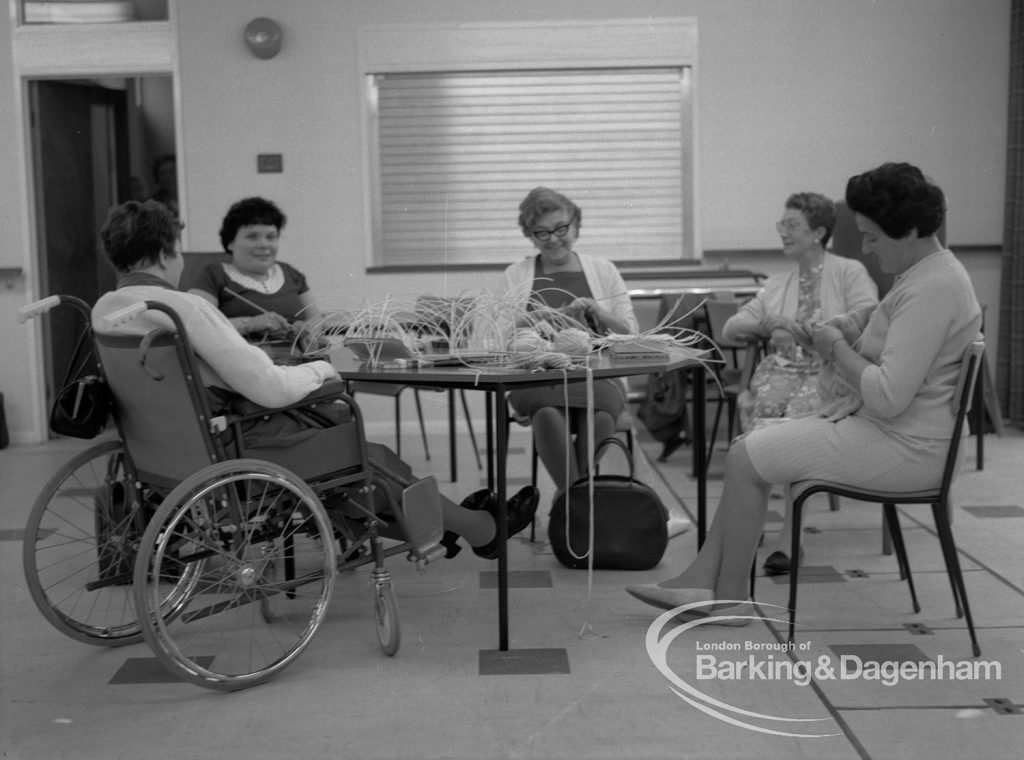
top-left (329, 345), bottom-right (709, 388)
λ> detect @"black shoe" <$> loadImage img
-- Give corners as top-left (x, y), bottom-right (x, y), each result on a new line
top-left (439, 530), bottom-right (462, 559)
top-left (472, 486), bottom-right (541, 560)
top-left (763, 548), bottom-right (803, 576)
top-left (439, 489), bottom-right (492, 559)
top-left (459, 488), bottom-right (492, 511)
top-left (657, 434), bottom-right (689, 462)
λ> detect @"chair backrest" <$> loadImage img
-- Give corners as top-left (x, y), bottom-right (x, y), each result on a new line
top-left (94, 315), bottom-right (223, 490)
top-left (657, 291), bottom-right (707, 335)
top-left (939, 340), bottom-right (985, 495)
top-left (703, 299), bottom-right (743, 348)
top-left (179, 251), bottom-right (230, 292)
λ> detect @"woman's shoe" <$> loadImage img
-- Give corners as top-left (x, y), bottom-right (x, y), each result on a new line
top-left (439, 530), bottom-right (462, 559)
top-left (471, 486), bottom-right (540, 560)
top-left (625, 585), bottom-right (714, 612)
top-left (762, 548), bottom-right (804, 576)
top-left (679, 599), bottom-right (754, 627)
top-left (459, 488), bottom-right (492, 511)
top-left (657, 434), bottom-right (689, 463)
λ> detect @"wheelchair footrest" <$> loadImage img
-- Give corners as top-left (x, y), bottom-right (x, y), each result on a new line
top-left (400, 476), bottom-right (444, 559)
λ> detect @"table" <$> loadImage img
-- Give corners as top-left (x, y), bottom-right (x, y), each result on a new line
top-left (331, 348), bottom-right (709, 651)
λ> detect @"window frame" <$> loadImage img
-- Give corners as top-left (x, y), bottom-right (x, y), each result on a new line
top-left (358, 18), bottom-right (699, 270)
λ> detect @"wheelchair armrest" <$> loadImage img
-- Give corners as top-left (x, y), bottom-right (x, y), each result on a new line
top-left (219, 380), bottom-right (360, 427)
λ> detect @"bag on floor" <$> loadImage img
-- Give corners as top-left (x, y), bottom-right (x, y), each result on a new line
top-left (547, 437), bottom-right (669, 570)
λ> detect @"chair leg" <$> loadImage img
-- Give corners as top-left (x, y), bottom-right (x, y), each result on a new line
top-left (931, 501), bottom-right (981, 656)
top-left (726, 395), bottom-right (737, 441)
top-left (974, 358), bottom-right (984, 471)
top-left (705, 397), bottom-right (725, 473)
top-left (932, 502), bottom-right (964, 619)
top-left (787, 494), bottom-right (805, 646)
top-left (459, 390), bottom-right (482, 470)
top-left (413, 390), bottom-right (430, 461)
top-left (529, 436), bottom-right (539, 542)
top-left (882, 504), bottom-right (920, 613)
top-left (393, 397), bottom-right (402, 458)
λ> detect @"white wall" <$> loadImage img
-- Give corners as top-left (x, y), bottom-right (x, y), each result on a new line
top-left (0, 0), bottom-right (1011, 443)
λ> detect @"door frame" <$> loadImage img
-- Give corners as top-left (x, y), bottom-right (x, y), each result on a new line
top-left (10, 19), bottom-right (184, 441)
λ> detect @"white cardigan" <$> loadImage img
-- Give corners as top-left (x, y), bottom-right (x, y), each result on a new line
top-left (723, 253), bottom-right (878, 341)
top-left (93, 285), bottom-right (336, 409)
top-left (501, 252), bottom-right (639, 334)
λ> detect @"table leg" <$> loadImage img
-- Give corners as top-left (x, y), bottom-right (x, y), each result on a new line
top-left (448, 389), bottom-right (457, 482)
top-left (692, 364), bottom-right (707, 547)
top-left (493, 386), bottom-right (510, 650)
top-left (485, 392), bottom-right (495, 489)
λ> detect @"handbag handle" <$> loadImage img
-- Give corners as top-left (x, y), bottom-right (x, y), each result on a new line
top-left (593, 436), bottom-right (635, 479)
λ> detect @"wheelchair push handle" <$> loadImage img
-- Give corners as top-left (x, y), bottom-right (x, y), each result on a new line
top-left (102, 302), bottom-right (148, 328)
top-left (18, 294), bottom-right (91, 323)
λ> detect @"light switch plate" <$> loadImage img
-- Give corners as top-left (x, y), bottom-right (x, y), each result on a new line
top-left (257, 153), bottom-right (283, 173)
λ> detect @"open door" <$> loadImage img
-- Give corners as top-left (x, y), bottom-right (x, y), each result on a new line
top-left (30, 80), bottom-right (131, 421)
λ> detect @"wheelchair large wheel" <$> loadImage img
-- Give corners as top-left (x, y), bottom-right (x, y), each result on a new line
top-left (133, 460), bottom-right (337, 691)
top-left (22, 440), bottom-right (198, 646)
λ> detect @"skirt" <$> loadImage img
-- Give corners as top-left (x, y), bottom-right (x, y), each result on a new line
top-left (508, 378), bottom-right (625, 419)
top-left (743, 414), bottom-right (949, 492)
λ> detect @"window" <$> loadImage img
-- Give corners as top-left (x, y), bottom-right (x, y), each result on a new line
top-left (359, 19), bottom-right (697, 269)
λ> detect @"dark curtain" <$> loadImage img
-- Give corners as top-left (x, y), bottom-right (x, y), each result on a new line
top-left (999, 0), bottom-right (1024, 426)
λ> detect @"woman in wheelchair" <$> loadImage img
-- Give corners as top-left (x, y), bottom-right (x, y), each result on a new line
top-left (94, 200), bottom-right (539, 561)
top-left (626, 162), bottom-right (983, 624)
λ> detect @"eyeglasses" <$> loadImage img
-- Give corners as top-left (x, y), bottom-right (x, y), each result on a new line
top-left (776, 219), bottom-right (809, 234)
top-left (532, 223), bottom-right (572, 241)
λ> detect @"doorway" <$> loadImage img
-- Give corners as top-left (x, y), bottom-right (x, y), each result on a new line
top-left (29, 76), bottom-right (175, 424)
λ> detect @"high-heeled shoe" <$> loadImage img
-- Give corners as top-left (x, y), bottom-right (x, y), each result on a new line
top-left (470, 486), bottom-right (540, 560)
top-left (675, 599), bottom-right (754, 627)
top-left (439, 531), bottom-right (462, 559)
top-left (625, 585), bottom-right (714, 612)
top-left (625, 586), bottom-right (753, 626)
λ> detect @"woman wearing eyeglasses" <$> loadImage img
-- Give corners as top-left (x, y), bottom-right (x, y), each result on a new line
top-left (503, 186), bottom-right (639, 502)
top-left (721, 192), bottom-right (878, 575)
top-left (628, 162), bottom-right (981, 621)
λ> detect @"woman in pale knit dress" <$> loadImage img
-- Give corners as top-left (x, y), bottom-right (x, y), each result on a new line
top-left (627, 162), bottom-right (982, 624)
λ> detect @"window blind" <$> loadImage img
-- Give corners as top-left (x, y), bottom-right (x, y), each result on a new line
top-left (369, 67), bottom-right (693, 267)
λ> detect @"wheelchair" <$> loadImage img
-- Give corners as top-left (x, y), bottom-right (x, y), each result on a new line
top-left (19, 295), bottom-right (446, 691)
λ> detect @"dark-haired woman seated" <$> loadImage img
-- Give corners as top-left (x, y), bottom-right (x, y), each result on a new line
top-left (626, 162), bottom-right (982, 623)
top-left (94, 200), bottom-right (538, 561)
top-left (189, 196), bottom-right (318, 338)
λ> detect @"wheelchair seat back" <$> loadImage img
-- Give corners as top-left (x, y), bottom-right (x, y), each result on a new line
top-left (95, 330), bottom-right (223, 490)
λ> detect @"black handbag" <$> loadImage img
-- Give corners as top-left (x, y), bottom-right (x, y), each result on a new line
top-left (547, 437), bottom-right (669, 570)
top-left (49, 329), bottom-right (112, 439)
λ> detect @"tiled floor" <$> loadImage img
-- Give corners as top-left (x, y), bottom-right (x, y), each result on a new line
top-left (2, 413), bottom-right (1022, 760)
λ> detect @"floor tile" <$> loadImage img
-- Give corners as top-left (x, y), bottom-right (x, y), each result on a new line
top-left (478, 569), bottom-right (553, 588)
top-left (962, 505), bottom-right (1024, 518)
top-left (478, 647), bottom-right (571, 675)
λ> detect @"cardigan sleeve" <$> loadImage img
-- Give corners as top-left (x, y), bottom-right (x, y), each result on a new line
top-left (94, 288), bottom-right (336, 409)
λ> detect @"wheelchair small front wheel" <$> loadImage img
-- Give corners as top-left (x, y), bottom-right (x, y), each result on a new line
top-left (134, 460), bottom-right (336, 691)
top-left (375, 583), bottom-right (401, 656)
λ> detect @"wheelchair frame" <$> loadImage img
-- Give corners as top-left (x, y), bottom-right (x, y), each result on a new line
top-left (20, 295), bottom-right (444, 691)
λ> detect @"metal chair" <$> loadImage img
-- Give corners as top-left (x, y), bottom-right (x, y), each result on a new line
top-left (782, 340), bottom-right (985, 656)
